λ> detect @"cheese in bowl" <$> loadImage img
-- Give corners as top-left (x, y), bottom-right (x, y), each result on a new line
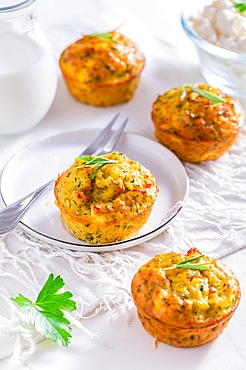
top-left (54, 152), bottom-right (159, 245)
top-left (59, 31), bottom-right (145, 106)
top-left (131, 248), bottom-right (241, 347)
top-left (181, 0), bottom-right (246, 97)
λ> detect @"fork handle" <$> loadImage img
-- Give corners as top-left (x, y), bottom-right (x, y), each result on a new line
top-left (0, 179), bottom-right (54, 234)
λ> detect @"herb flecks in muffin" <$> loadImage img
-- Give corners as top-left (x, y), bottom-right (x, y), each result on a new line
top-left (151, 83), bottom-right (243, 162)
top-left (59, 31), bottom-right (145, 106)
top-left (131, 248), bottom-right (241, 347)
top-left (54, 152), bottom-right (158, 244)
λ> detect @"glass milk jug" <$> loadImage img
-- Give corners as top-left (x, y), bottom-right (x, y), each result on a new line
top-left (0, 0), bottom-right (58, 135)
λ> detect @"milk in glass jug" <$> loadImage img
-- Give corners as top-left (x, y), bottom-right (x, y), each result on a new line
top-left (0, 0), bottom-right (58, 135)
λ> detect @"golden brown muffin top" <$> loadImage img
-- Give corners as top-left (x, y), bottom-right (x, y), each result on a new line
top-left (59, 31), bottom-right (145, 85)
top-left (131, 248), bottom-right (240, 328)
top-left (151, 83), bottom-right (243, 142)
top-left (54, 152), bottom-right (158, 224)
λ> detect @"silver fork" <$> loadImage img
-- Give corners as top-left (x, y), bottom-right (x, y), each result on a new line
top-left (0, 113), bottom-right (128, 234)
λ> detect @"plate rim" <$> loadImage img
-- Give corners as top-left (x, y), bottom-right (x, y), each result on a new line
top-left (0, 129), bottom-right (189, 251)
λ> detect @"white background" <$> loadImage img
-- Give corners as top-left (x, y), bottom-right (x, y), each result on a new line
top-left (1, 0), bottom-right (246, 369)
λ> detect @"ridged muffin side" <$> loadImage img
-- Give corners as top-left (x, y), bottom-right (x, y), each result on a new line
top-left (131, 248), bottom-right (240, 347)
top-left (151, 83), bottom-right (243, 162)
top-left (59, 31), bottom-right (145, 106)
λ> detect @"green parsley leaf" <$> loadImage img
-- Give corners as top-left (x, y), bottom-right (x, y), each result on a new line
top-left (164, 254), bottom-right (211, 271)
top-left (233, 1), bottom-right (246, 13)
top-left (89, 32), bottom-right (117, 43)
top-left (187, 85), bottom-right (226, 104)
top-left (11, 274), bottom-right (77, 346)
top-left (75, 156), bottom-right (117, 180)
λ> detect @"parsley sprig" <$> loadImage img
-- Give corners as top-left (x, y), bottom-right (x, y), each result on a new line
top-left (233, 1), bottom-right (246, 13)
top-left (187, 86), bottom-right (226, 104)
top-left (164, 254), bottom-right (211, 271)
top-left (76, 156), bottom-right (117, 180)
top-left (12, 274), bottom-right (76, 346)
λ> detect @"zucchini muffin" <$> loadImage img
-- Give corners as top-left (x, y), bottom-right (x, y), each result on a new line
top-left (151, 83), bottom-right (243, 162)
top-left (131, 247), bottom-right (241, 347)
top-left (59, 31), bottom-right (145, 106)
top-left (54, 152), bottom-right (159, 245)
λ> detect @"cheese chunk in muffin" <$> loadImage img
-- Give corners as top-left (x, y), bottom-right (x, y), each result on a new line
top-left (151, 83), bottom-right (243, 162)
top-left (131, 248), bottom-right (240, 347)
top-left (59, 31), bottom-right (145, 106)
top-left (54, 152), bottom-right (159, 245)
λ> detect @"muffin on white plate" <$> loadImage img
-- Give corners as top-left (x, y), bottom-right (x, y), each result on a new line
top-left (54, 152), bottom-right (159, 244)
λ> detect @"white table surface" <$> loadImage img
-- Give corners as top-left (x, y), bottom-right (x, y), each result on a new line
top-left (1, 0), bottom-right (246, 369)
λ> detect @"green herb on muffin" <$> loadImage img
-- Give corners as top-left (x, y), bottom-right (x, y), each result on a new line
top-left (164, 254), bottom-right (211, 271)
top-left (187, 85), bottom-right (226, 104)
top-left (75, 156), bottom-right (117, 180)
top-left (89, 32), bottom-right (117, 43)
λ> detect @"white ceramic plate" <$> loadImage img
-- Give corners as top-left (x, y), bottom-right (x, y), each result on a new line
top-left (0, 130), bottom-right (189, 252)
